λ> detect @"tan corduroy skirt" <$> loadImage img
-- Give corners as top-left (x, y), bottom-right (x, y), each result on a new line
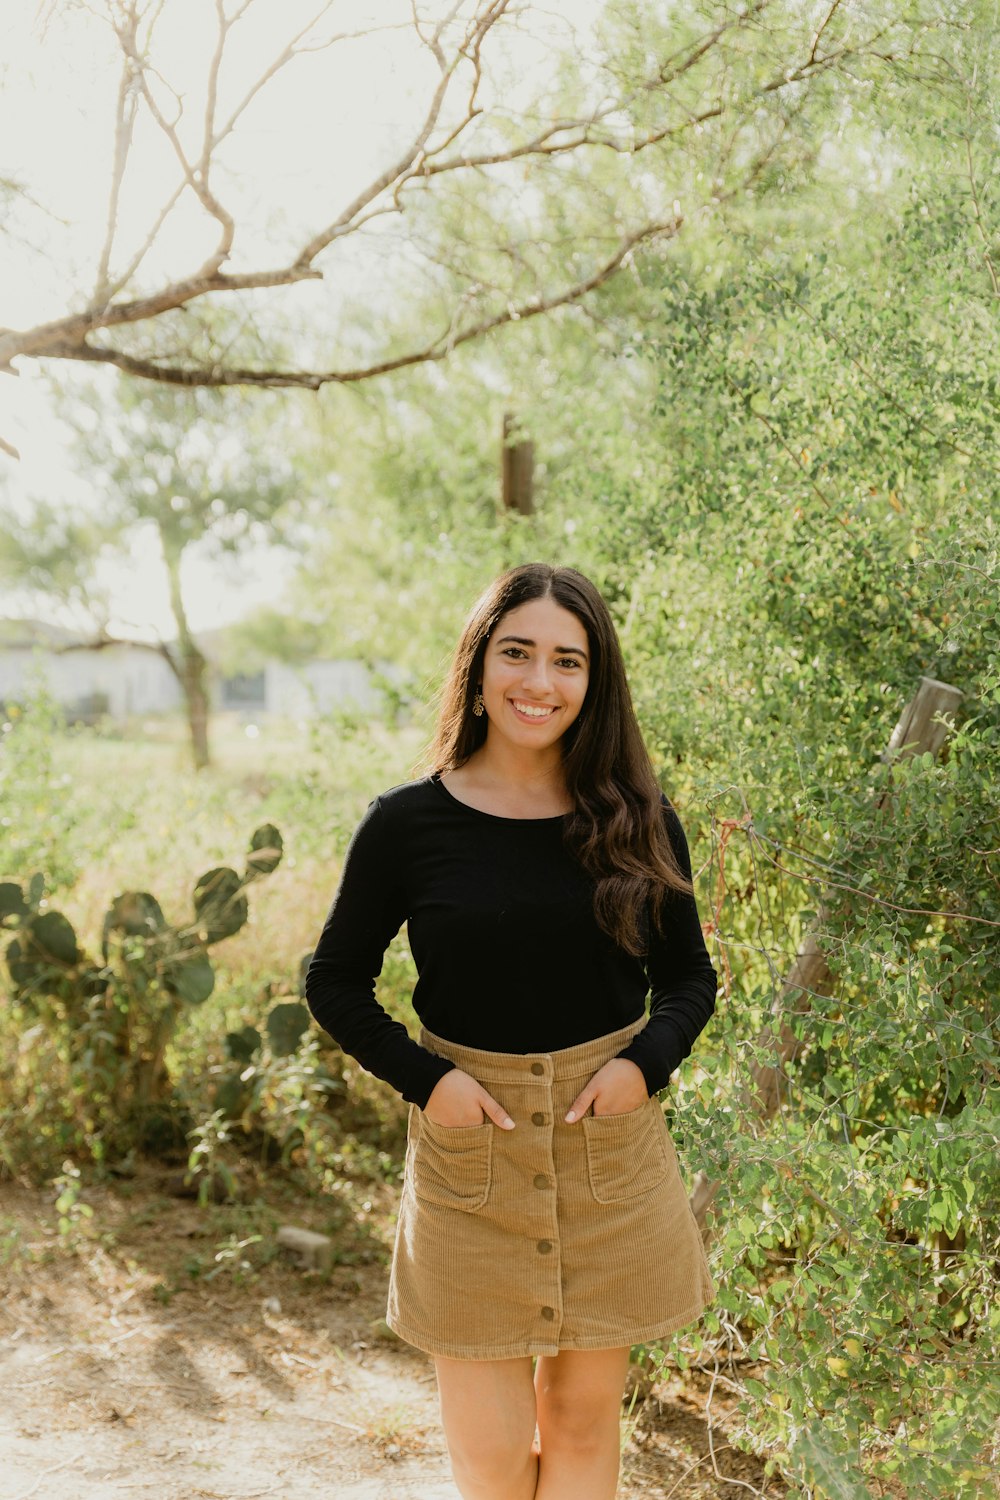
top-left (385, 1015), bottom-right (716, 1361)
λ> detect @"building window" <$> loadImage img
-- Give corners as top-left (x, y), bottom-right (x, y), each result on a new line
top-left (220, 671), bottom-right (266, 708)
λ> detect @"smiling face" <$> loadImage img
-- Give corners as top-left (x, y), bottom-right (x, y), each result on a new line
top-left (479, 595), bottom-right (590, 754)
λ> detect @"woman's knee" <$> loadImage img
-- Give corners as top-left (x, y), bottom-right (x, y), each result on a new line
top-left (450, 1443), bottom-right (537, 1498)
top-left (435, 1355), bottom-right (537, 1480)
top-left (534, 1348), bottom-right (630, 1448)
top-left (537, 1395), bottom-right (620, 1454)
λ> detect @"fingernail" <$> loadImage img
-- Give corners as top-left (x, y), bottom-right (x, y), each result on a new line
top-left (565, 1111), bottom-right (576, 1123)
top-left (502, 1117), bottom-right (515, 1129)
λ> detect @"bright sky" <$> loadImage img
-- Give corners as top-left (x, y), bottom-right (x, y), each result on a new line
top-left (0, 0), bottom-right (599, 640)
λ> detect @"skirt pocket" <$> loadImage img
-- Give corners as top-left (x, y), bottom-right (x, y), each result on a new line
top-left (581, 1099), bottom-right (669, 1204)
top-left (412, 1113), bottom-right (494, 1211)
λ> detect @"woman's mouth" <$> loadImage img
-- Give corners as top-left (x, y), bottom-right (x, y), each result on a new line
top-left (509, 699), bottom-right (558, 722)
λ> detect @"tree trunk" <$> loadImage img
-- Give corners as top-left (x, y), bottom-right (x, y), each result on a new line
top-left (159, 531), bottom-right (212, 770)
top-left (182, 651), bottom-right (211, 771)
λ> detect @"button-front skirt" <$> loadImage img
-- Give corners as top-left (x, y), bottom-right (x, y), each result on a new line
top-left (385, 1016), bottom-right (716, 1361)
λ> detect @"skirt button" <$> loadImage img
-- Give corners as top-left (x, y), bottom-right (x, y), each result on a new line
top-left (537, 1239), bottom-right (553, 1254)
top-left (530, 1062), bottom-right (545, 1075)
top-left (540, 1306), bottom-right (555, 1320)
top-left (531, 1112), bottom-right (546, 1126)
top-left (533, 1173), bottom-right (549, 1190)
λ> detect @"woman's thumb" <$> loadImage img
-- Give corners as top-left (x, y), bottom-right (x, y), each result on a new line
top-left (479, 1088), bottom-right (515, 1129)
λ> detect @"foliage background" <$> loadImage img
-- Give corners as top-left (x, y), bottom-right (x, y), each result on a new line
top-left (2, 1), bottom-right (998, 1496)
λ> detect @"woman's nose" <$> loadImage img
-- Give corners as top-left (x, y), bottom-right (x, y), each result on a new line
top-left (521, 659), bottom-right (554, 693)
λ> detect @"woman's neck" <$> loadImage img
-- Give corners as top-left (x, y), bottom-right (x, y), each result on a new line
top-left (447, 740), bottom-right (572, 815)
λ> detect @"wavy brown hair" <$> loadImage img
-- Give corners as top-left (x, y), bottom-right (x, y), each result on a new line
top-left (427, 562), bottom-right (694, 955)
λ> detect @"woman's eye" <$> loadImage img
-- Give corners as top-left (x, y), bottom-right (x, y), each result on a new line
top-left (502, 647), bottom-right (527, 659)
top-left (557, 658), bottom-right (583, 669)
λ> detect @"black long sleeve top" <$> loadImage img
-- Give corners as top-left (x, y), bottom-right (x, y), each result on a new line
top-left (304, 773), bottom-right (718, 1109)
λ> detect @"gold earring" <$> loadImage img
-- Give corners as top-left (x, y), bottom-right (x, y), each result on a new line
top-left (472, 689), bottom-right (485, 717)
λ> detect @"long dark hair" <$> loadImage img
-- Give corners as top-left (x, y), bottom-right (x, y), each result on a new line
top-left (427, 562), bottom-right (694, 955)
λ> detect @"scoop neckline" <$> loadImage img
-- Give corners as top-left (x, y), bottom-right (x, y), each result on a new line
top-left (429, 771), bottom-right (571, 824)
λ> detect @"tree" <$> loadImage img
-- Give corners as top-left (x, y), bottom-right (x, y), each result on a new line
top-left (0, 0), bottom-right (912, 437)
top-left (0, 377), bottom-right (298, 767)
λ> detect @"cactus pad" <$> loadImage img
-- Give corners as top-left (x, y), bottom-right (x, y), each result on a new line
top-left (7, 911), bottom-right (82, 996)
top-left (193, 867), bottom-right (248, 944)
top-left (266, 1001), bottom-right (311, 1057)
top-left (225, 1025), bottom-right (262, 1063)
top-left (0, 882), bottom-right (29, 923)
top-left (163, 951), bottom-right (215, 1005)
top-left (212, 1073), bottom-right (251, 1118)
top-left (246, 824), bottom-right (283, 879)
top-left (102, 892), bottom-right (167, 961)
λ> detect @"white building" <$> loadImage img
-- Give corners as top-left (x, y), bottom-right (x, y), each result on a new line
top-left (0, 619), bottom-right (389, 722)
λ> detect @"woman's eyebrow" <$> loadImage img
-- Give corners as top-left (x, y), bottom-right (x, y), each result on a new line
top-left (495, 634), bottom-right (589, 661)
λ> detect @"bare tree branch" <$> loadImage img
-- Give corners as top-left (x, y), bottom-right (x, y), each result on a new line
top-left (209, 1), bottom-right (343, 155)
top-left (0, 264), bottom-right (322, 371)
top-left (0, 0), bottom-right (913, 402)
top-left (102, 179), bottom-right (187, 303)
top-left (809, 0), bottom-right (844, 67)
top-left (97, 1), bottom-right (354, 302)
top-left (56, 213), bottom-right (684, 388)
top-left (93, 6), bottom-right (140, 309)
top-left (302, 8), bottom-right (841, 189)
top-left (294, 0), bottom-right (516, 268)
top-left (114, 8), bottom-right (237, 278)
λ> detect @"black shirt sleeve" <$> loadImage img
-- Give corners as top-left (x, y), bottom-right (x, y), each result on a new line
top-left (304, 796), bottom-right (457, 1109)
top-left (612, 801), bottom-right (718, 1094)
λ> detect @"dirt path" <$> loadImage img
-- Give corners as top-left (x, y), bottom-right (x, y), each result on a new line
top-left (0, 1171), bottom-right (780, 1499)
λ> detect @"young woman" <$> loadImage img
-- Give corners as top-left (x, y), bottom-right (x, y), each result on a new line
top-left (305, 562), bottom-right (718, 1500)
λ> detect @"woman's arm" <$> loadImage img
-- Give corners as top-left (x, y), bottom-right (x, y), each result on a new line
top-left (613, 800), bottom-right (719, 1095)
top-left (304, 795), bottom-right (456, 1108)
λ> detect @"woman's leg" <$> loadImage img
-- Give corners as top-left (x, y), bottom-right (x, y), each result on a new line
top-left (532, 1346), bottom-right (631, 1500)
top-left (434, 1354), bottom-right (539, 1500)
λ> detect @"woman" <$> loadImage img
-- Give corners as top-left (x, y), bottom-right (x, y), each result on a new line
top-left (305, 562), bottom-right (718, 1500)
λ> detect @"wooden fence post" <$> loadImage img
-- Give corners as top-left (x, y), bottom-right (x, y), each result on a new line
top-left (689, 675), bottom-right (964, 1234)
top-left (501, 412), bottom-right (535, 516)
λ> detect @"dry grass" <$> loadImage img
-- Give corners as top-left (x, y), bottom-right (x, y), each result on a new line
top-left (44, 710), bottom-right (424, 992)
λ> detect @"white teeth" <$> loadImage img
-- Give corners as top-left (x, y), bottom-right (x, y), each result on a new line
top-left (512, 701), bottom-right (555, 718)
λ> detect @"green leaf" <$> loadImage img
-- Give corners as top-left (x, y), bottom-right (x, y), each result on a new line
top-left (793, 1423), bottom-right (870, 1500)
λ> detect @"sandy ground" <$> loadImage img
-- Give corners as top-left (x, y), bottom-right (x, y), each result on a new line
top-left (0, 1168), bottom-right (782, 1500)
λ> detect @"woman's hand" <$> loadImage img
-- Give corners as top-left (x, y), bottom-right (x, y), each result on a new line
top-left (564, 1058), bottom-right (648, 1122)
top-left (424, 1068), bottom-right (515, 1129)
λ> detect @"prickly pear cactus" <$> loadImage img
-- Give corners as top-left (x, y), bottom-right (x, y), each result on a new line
top-left (191, 824), bottom-right (284, 942)
top-left (1, 824), bottom-right (285, 1137)
top-left (210, 993), bottom-right (310, 1121)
